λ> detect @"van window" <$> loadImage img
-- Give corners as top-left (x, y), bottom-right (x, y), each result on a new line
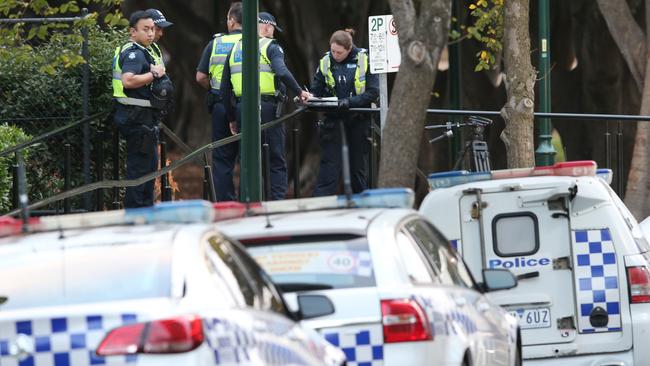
top-left (492, 212), bottom-right (539, 256)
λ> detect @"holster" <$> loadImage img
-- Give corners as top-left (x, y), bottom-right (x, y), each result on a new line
top-left (205, 92), bottom-right (223, 112)
top-left (275, 91), bottom-right (288, 118)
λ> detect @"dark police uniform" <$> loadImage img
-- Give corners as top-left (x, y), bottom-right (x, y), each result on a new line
top-left (196, 30), bottom-right (242, 201)
top-left (220, 38), bottom-right (303, 200)
top-left (113, 43), bottom-right (160, 208)
top-left (311, 46), bottom-right (379, 196)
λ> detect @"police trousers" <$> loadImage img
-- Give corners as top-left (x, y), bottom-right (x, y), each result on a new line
top-left (235, 100), bottom-right (287, 200)
top-left (113, 104), bottom-right (160, 208)
top-left (313, 116), bottom-right (370, 197)
top-left (210, 97), bottom-right (238, 201)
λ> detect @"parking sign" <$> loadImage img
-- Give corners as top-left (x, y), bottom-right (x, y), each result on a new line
top-left (368, 15), bottom-right (401, 74)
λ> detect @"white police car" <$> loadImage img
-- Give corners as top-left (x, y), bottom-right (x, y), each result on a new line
top-left (421, 161), bottom-right (650, 365)
top-left (0, 201), bottom-right (345, 366)
top-left (214, 189), bottom-right (522, 366)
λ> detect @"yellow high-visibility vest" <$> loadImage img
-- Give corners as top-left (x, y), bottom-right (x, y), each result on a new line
top-left (229, 37), bottom-right (275, 97)
top-left (112, 42), bottom-right (161, 98)
top-left (319, 49), bottom-right (368, 96)
top-left (208, 33), bottom-right (243, 90)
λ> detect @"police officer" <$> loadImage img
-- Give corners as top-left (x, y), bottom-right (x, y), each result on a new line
top-left (311, 29), bottom-right (378, 196)
top-left (145, 8), bottom-right (173, 66)
top-left (220, 12), bottom-right (310, 200)
top-left (196, 2), bottom-right (243, 201)
top-left (112, 11), bottom-right (167, 208)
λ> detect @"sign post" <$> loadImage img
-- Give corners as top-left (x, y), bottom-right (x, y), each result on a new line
top-left (368, 15), bottom-right (400, 137)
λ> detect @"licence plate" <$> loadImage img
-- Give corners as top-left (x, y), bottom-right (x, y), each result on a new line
top-left (508, 307), bottom-right (551, 329)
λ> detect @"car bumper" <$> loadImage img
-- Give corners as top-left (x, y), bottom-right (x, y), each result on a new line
top-left (523, 349), bottom-right (633, 366)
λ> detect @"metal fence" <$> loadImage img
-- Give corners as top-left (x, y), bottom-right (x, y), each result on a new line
top-left (0, 9), bottom-right (92, 211)
top-left (4, 105), bottom-right (649, 217)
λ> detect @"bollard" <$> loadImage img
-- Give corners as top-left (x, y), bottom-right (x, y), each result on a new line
top-left (112, 126), bottom-right (121, 209)
top-left (262, 143), bottom-right (271, 201)
top-left (292, 127), bottom-right (300, 198)
top-left (64, 143), bottom-right (71, 214)
top-left (160, 140), bottom-right (169, 201)
top-left (96, 128), bottom-right (105, 211)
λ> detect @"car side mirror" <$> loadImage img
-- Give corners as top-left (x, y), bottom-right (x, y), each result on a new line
top-left (482, 269), bottom-right (518, 292)
top-left (296, 294), bottom-right (335, 320)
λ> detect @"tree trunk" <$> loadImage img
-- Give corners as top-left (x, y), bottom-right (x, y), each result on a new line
top-left (598, 0), bottom-right (650, 218)
top-left (500, 0), bottom-right (536, 168)
top-left (378, 0), bottom-right (451, 188)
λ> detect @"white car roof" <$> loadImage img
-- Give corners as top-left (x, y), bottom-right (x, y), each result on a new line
top-left (216, 208), bottom-right (391, 239)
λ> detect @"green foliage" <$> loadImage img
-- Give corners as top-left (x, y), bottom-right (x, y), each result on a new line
top-left (451, 0), bottom-right (504, 72)
top-left (0, 1), bottom-right (128, 210)
top-left (0, 125), bottom-right (30, 212)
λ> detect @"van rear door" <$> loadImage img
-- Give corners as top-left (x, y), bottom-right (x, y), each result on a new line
top-left (459, 184), bottom-right (577, 348)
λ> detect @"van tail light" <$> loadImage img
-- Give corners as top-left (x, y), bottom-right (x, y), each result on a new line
top-left (96, 315), bottom-right (204, 356)
top-left (381, 299), bottom-right (432, 343)
top-left (627, 267), bottom-right (650, 303)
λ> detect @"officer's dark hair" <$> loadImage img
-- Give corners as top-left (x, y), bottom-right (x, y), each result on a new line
top-left (330, 29), bottom-right (355, 50)
top-left (228, 2), bottom-right (243, 25)
top-left (129, 10), bottom-right (152, 28)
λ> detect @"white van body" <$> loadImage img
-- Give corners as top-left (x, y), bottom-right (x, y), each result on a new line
top-left (420, 171), bottom-right (650, 365)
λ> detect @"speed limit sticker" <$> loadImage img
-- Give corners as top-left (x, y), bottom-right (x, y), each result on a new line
top-left (328, 253), bottom-right (356, 272)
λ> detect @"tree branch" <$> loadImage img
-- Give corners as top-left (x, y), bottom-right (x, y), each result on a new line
top-left (597, 0), bottom-right (646, 93)
top-left (389, 0), bottom-right (416, 41)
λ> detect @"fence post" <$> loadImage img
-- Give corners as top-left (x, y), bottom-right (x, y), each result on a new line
top-left (64, 143), bottom-right (71, 213)
top-left (369, 124), bottom-right (375, 189)
top-left (292, 127), bottom-right (300, 198)
top-left (112, 126), bottom-right (121, 209)
top-left (96, 125), bottom-right (105, 210)
top-left (262, 143), bottom-right (271, 201)
top-left (81, 8), bottom-right (91, 210)
top-left (617, 122), bottom-right (624, 197)
top-left (160, 140), bottom-right (168, 201)
top-left (12, 153), bottom-right (19, 210)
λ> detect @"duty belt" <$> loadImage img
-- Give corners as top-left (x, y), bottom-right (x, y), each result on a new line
top-left (116, 97), bottom-right (152, 108)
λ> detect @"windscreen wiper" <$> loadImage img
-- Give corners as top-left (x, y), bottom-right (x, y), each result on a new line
top-left (278, 283), bottom-right (333, 292)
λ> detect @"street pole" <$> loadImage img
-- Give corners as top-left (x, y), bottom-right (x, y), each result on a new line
top-left (448, 0), bottom-right (463, 169)
top-left (535, 0), bottom-right (555, 166)
top-left (240, 0), bottom-right (261, 202)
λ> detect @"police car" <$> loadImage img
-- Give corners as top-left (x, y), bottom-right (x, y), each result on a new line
top-left (0, 201), bottom-right (345, 366)
top-left (421, 161), bottom-right (650, 365)
top-left (214, 189), bottom-right (522, 366)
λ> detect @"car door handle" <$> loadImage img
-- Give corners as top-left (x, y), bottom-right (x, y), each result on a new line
top-left (476, 302), bottom-right (490, 312)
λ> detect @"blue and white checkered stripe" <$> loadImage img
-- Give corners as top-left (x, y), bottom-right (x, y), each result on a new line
top-left (203, 317), bottom-right (309, 365)
top-left (573, 229), bottom-right (622, 333)
top-left (450, 239), bottom-right (461, 254)
top-left (0, 314), bottom-right (138, 366)
top-left (323, 330), bottom-right (383, 366)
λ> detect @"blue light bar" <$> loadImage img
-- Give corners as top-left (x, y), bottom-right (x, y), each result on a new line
top-left (343, 188), bottom-right (415, 208)
top-left (596, 168), bottom-right (613, 185)
top-left (427, 170), bottom-right (491, 189)
top-left (125, 200), bottom-right (214, 224)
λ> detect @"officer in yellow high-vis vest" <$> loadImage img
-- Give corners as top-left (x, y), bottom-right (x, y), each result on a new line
top-left (220, 12), bottom-right (310, 201)
top-left (112, 11), bottom-right (168, 208)
top-left (311, 29), bottom-right (378, 196)
top-left (195, 2), bottom-right (243, 201)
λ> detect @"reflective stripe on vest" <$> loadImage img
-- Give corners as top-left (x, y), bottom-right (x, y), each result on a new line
top-left (319, 49), bottom-right (368, 96)
top-left (112, 42), bottom-right (161, 99)
top-left (209, 33), bottom-right (243, 89)
top-left (229, 37), bottom-right (275, 97)
top-left (150, 43), bottom-right (164, 66)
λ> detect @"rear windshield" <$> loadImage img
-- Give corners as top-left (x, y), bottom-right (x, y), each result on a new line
top-left (244, 235), bottom-right (376, 290)
top-left (0, 241), bottom-right (172, 310)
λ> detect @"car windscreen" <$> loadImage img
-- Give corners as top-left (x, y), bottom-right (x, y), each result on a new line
top-left (0, 241), bottom-right (172, 310)
top-left (244, 234), bottom-right (376, 290)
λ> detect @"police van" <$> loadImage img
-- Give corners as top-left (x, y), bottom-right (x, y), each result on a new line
top-left (420, 161), bottom-right (650, 365)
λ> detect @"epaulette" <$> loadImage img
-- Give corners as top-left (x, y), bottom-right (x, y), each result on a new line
top-left (213, 33), bottom-right (223, 38)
